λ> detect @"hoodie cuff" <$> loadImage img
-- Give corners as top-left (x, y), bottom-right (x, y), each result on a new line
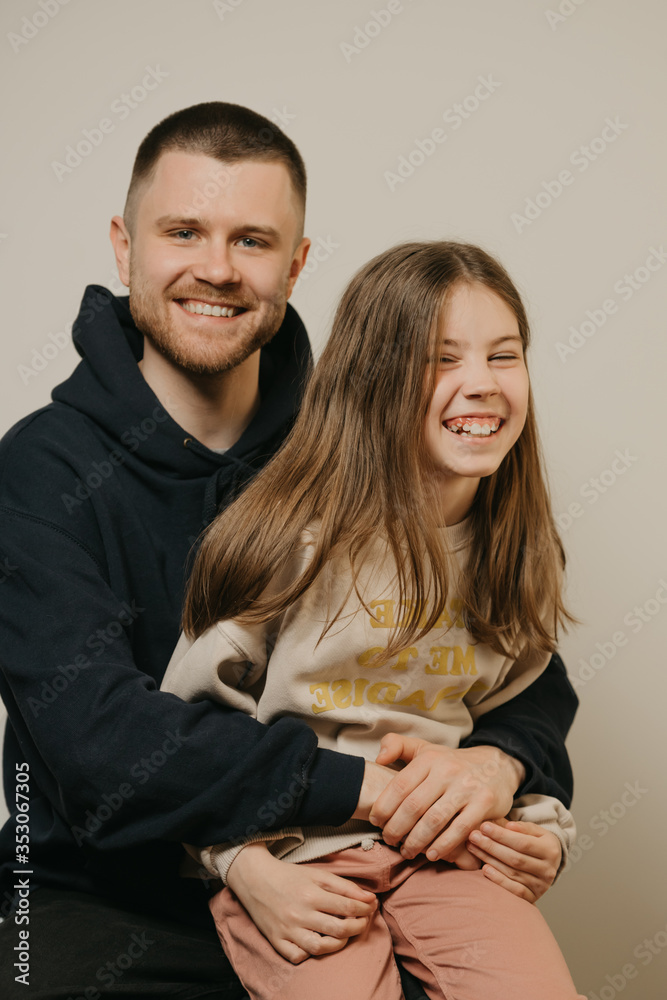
top-left (294, 748), bottom-right (366, 828)
top-left (461, 724), bottom-right (545, 796)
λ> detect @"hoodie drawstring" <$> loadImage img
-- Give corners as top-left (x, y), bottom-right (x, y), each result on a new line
top-left (202, 462), bottom-right (256, 528)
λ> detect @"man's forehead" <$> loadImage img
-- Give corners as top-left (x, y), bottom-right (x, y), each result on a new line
top-left (148, 151), bottom-right (291, 197)
top-left (138, 151), bottom-right (299, 225)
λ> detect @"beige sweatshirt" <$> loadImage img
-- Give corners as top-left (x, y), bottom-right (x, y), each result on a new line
top-left (162, 520), bottom-right (576, 882)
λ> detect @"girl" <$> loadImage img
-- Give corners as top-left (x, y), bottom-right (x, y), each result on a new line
top-left (162, 242), bottom-right (584, 1000)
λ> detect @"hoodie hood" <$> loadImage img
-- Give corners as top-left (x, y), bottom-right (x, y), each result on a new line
top-left (52, 285), bottom-right (312, 520)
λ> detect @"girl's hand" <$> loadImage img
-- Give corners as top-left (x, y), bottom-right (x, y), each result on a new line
top-left (225, 843), bottom-right (378, 964)
top-left (467, 818), bottom-right (562, 902)
top-left (440, 841), bottom-right (483, 870)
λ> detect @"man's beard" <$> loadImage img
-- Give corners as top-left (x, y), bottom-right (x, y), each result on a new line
top-left (128, 270), bottom-right (287, 376)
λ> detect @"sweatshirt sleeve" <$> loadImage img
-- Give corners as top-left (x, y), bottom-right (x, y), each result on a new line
top-left (161, 621), bottom-right (272, 717)
top-left (184, 828), bottom-right (307, 885)
top-left (509, 793), bottom-right (577, 879)
top-left (460, 653), bottom-right (578, 807)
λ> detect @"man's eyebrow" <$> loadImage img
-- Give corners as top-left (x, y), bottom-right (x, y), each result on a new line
top-left (231, 224), bottom-right (282, 240)
top-left (440, 335), bottom-right (523, 347)
top-left (155, 215), bottom-right (206, 229)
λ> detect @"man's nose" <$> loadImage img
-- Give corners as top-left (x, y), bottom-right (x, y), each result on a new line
top-left (191, 241), bottom-right (240, 286)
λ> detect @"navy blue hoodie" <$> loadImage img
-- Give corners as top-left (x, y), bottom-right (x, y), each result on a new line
top-left (0, 285), bottom-right (577, 925)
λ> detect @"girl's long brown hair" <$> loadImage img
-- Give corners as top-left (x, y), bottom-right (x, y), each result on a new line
top-left (183, 242), bottom-right (573, 658)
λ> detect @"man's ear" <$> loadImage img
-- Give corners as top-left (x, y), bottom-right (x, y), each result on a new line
top-left (286, 237), bottom-right (311, 299)
top-left (109, 216), bottom-right (131, 287)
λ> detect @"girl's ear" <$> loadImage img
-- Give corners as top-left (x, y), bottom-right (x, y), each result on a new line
top-left (109, 216), bottom-right (131, 287)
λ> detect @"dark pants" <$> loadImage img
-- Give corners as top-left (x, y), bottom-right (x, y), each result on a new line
top-left (0, 887), bottom-right (245, 1000)
top-left (0, 887), bottom-right (428, 1000)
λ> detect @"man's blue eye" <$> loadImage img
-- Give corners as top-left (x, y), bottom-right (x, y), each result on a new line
top-left (175, 230), bottom-right (194, 240)
top-left (239, 237), bottom-right (258, 248)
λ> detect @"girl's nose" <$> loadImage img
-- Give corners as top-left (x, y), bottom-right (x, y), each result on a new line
top-left (461, 362), bottom-right (500, 398)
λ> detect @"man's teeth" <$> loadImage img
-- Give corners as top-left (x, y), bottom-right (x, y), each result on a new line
top-left (445, 417), bottom-right (501, 437)
top-left (181, 301), bottom-right (241, 317)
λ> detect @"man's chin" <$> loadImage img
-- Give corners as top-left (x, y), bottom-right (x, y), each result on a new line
top-left (143, 325), bottom-right (278, 376)
top-left (145, 339), bottom-right (255, 376)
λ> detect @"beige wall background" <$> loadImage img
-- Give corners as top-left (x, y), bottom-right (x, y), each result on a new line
top-left (1, 0), bottom-right (665, 995)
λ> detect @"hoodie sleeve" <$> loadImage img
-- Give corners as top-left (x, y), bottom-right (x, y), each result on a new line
top-left (0, 497), bottom-right (364, 856)
top-left (459, 653), bottom-right (578, 807)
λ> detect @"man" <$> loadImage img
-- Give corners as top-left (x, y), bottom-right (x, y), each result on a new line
top-left (0, 103), bottom-right (577, 998)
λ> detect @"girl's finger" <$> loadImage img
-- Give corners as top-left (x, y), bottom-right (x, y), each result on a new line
top-left (470, 844), bottom-right (553, 900)
top-left (277, 939), bottom-right (310, 964)
top-left (467, 842), bottom-right (543, 886)
top-left (316, 871), bottom-right (377, 902)
top-left (480, 864), bottom-right (535, 903)
top-left (468, 831), bottom-right (542, 874)
top-left (467, 841), bottom-right (515, 873)
top-left (478, 822), bottom-right (541, 854)
top-left (311, 913), bottom-right (370, 940)
top-left (313, 885), bottom-right (377, 916)
top-left (299, 930), bottom-right (355, 957)
top-left (504, 819), bottom-right (545, 836)
top-left (306, 895), bottom-right (373, 922)
top-left (479, 823), bottom-right (562, 870)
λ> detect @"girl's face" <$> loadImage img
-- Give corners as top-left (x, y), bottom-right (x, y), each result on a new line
top-left (423, 281), bottom-right (530, 521)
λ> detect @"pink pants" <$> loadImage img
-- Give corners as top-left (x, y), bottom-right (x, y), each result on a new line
top-left (210, 841), bottom-right (584, 1000)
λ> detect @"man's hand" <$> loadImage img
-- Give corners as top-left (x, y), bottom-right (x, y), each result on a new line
top-left (467, 818), bottom-right (562, 902)
top-left (225, 843), bottom-right (377, 964)
top-left (369, 734), bottom-right (525, 861)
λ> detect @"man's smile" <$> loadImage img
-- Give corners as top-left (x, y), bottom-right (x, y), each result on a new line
top-left (176, 298), bottom-right (247, 318)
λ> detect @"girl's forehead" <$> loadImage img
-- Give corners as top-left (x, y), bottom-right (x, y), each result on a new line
top-left (436, 282), bottom-right (521, 342)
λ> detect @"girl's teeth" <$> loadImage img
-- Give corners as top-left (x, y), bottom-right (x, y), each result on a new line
top-left (445, 417), bottom-right (501, 436)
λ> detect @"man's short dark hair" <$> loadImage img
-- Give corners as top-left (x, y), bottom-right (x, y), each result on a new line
top-left (123, 101), bottom-right (307, 234)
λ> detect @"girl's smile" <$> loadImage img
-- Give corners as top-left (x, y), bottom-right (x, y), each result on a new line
top-left (443, 414), bottom-right (504, 438)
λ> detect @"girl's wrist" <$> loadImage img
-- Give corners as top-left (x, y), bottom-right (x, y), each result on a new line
top-left (226, 841), bottom-right (272, 894)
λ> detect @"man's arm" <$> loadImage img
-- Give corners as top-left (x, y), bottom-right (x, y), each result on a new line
top-left (459, 653), bottom-right (577, 807)
top-left (0, 506), bottom-right (364, 861)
